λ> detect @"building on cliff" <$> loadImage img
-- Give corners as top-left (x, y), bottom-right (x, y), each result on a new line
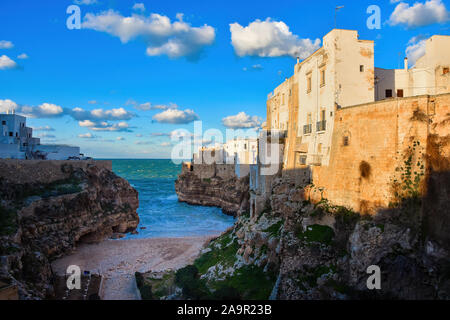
top-left (249, 29), bottom-right (450, 218)
top-left (192, 137), bottom-right (258, 178)
top-left (0, 112), bottom-right (82, 160)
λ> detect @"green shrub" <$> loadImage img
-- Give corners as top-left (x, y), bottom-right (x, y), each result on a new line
top-left (263, 220), bottom-right (284, 238)
top-left (297, 225), bottom-right (335, 246)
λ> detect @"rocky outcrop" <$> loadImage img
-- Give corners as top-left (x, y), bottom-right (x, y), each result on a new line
top-left (176, 175), bottom-right (449, 300)
top-left (0, 161), bottom-right (139, 299)
top-left (175, 172), bottom-right (249, 216)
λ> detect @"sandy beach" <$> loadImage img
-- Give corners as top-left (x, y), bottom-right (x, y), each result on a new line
top-left (51, 236), bottom-right (214, 300)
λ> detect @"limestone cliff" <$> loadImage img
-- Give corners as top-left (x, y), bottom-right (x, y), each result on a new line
top-left (170, 175), bottom-right (449, 300)
top-left (175, 171), bottom-right (249, 216)
top-left (0, 161), bottom-right (139, 299)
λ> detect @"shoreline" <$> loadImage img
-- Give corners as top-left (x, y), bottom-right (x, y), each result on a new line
top-left (51, 236), bottom-right (216, 300)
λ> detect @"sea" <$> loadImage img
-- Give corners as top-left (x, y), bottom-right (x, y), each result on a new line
top-left (110, 159), bottom-right (235, 239)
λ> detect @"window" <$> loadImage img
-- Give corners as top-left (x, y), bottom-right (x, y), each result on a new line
top-left (1, 121), bottom-right (5, 125)
top-left (9, 132), bottom-right (13, 137)
top-left (443, 67), bottom-right (449, 75)
top-left (360, 65), bottom-right (364, 72)
top-left (298, 154), bottom-right (307, 165)
top-left (320, 69), bottom-right (326, 86)
top-left (307, 75), bottom-right (312, 93)
top-left (343, 136), bottom-right (349, 146)
top-left (397, 89), bottom-right (404, 98)
top-left (385, 89), bottom-right (393, 98)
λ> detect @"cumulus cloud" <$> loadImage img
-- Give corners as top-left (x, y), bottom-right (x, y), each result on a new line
top-left (78, 133), bottom-right (97, 139)
top-left (153, 108), bottom-right (199, 124)
top-left (389, 0), bottom-right (449, 28)
top-left (222, 112), bottom-right (262, 129)
top-left (132, 3), bottom-right (146, 12)
top-left (230, 18), bottom-right (321, 59)
top-left (0, 100), bottom-right (64, 117)
top-left (160, 142), bottom-right (172, 147)
top-left (0, 55), bottom-right (18, 70)
top-left (406, 36), bottom-right (427, 66)
top-left (38, 133), bottom-right (56, 139)
top-left (81, 10), bottom-right (215, 60)
top-left (0, 40), bottom-right (13, 49)
top-left (17, 53), bottom-right (28, 60)
top-left (116, 136), bottom-right (125, 141)
top-left (79, 120), bottom-right (131, 132)
top-left (70, 107), bottom-right (134, 121)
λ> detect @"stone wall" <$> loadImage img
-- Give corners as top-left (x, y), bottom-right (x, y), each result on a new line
top-left (0, 160), bottom-right (112, 184)
top-left (190, 163), bottom-right (236, 180)
top-left (308, 94), bottom-right (449, 214)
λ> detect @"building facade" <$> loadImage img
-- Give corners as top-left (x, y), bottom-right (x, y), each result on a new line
top-left (0, 112), bottom-right (81, 160)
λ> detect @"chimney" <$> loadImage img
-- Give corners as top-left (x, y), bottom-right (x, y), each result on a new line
top-left (404, 57), bottom-right (408, 70)
top-left (297, 57), bottom-right (300, 64)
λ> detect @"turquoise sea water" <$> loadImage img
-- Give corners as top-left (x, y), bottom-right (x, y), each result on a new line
top-left (111, 159), bottom-right (235, 239)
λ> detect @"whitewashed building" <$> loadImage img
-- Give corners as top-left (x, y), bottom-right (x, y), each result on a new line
top-left (0, 112), bottom-right (82, 160)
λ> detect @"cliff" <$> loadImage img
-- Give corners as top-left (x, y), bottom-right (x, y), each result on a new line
top-left (0, 160), bottom-right (139, 299)
top-left (175, 171), bottom-right (249, 216)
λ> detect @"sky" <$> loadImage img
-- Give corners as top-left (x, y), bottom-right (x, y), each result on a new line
top-left (0, 0), bottom-right (449, 158)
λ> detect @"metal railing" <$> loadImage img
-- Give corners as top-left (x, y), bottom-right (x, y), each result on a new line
top-left (303, 124), bottom-right (312, 135)
top-left (316, 120), bottom-right (326, 132)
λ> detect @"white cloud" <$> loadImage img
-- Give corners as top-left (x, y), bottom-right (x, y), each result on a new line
top-left (0, 99), bottom-right (18, 113)
top-left (78, 120), bottom-right (131, 132)
top-left (132, 3), bottom-right (146, 12)
top-left (127, 99), bottom-right (179, 111)
top-left (222, 112), bottom-right (262, 129)
top-left (406, 36), bottom-right (427, 66)
top-left (389, 0), bottom-right (449, 28)
top-left (33, 126), bottom-right (55, 132)
top-left (82, 10), bottom-right (215, 60)
top-left (135, 133), bottom-right (143, 137)
top-left (230, 18), bottom-right (321, 59)
top-left (0, 55), bottom-right (18, 70)
top-left (116, 136), bottom-right (125, 141)
top-left (18, 103), bottom-right (64, 118)
top-left (70, 107), bottom-right (134, 121)
top-left (74, 0), bottom-right (98, 5)
top-left (0, 41), bottom-right (14, 49)
top-left (78, 133), bottom-right (96, 139)
top-left (88, 100), bottom-right (97, 104)
top-left (17, 53), bottom-right (28, 60)
top-left (38, 133), bottom-right (56, 139)
top-left (153, 108), bottom-right (199, 124)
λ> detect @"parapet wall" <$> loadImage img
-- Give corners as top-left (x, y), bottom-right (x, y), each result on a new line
top-left (0, 160), bottom-right (112, 184)
top-left (309, 94), bottom-right (449, 214)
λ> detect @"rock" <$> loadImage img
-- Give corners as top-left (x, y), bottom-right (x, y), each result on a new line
top-left (0, 162), bottom-right (139, 299)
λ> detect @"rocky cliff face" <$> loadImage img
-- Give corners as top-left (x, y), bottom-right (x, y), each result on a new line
top-left (172, 175), bottom-right (449, 300)
top-left (0, 162), bottom-right (139, 299)
top-left (175, 172), bottom-right (249, 216)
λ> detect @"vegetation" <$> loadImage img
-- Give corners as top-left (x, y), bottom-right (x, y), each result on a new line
top-left (135, 271), bottom-right (176, 300)
top-left (263, 220), bottom-right (284, 238)
top-left (0, 206), bottom-right (18, 236)
top-left (297, 224), bottom-right (335, 246)
top-left (194, 232), bottom-right (239, 274)
top-left (297, 265), bottom-right (337, 290)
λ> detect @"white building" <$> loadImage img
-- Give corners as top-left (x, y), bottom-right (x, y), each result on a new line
top-left (0, 112), bottom-right (82, 160)
top-left (375, 35), bottom-right (450, 100)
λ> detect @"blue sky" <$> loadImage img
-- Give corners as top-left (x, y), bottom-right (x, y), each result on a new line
top-left (0, 0), bottom-right (448, 158)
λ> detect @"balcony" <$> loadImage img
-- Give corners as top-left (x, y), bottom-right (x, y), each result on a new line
top-left (303, 124), bottom-right (312, 135)
top-left (316, 120), bottom-right (326, 132)
top-left (310, 155), bottom-right (323, 166)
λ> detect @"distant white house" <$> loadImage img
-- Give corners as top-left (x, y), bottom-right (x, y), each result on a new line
top-left (0, 111), bottom-right (82, 160)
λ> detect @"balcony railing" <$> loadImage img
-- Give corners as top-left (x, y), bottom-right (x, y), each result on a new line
top-left (316, 120), bottom-right (326, 132)
top-left (303, 124), bottom-right (312, 135)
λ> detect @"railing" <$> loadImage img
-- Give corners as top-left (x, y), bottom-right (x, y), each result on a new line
top-left (303, 124), bottom-right (312, 135)
top-left (316, 120), bottom-right (326, 132)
